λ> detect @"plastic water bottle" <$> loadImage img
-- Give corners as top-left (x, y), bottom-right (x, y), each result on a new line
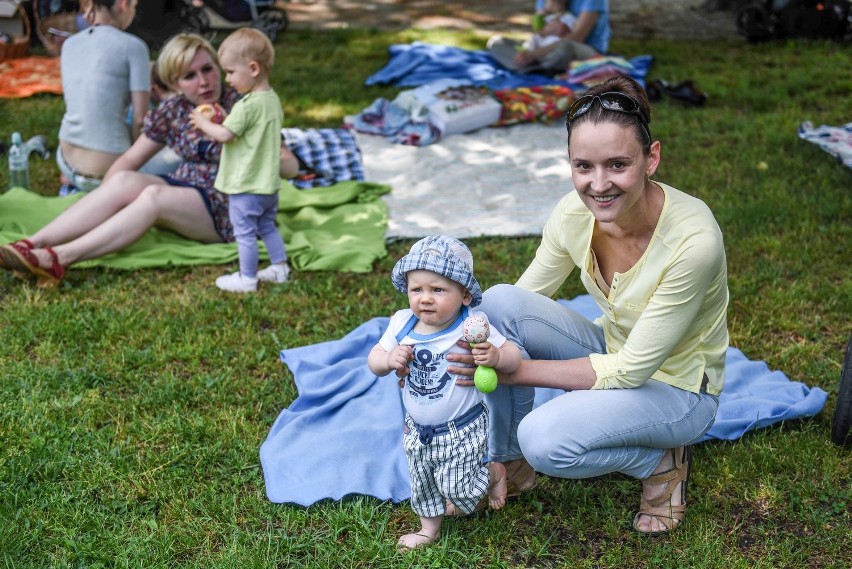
top-left (7, 132), bottom-right (29, 191)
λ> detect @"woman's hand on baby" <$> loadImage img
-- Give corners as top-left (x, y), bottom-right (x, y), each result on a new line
top-left (447, 339), bottom-right (476, 386)
top-left (542, 20), bottom-right (570, 37)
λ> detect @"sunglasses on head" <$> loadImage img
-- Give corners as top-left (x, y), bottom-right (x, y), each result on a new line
top-left (566, 91), bottom-right (651, 144)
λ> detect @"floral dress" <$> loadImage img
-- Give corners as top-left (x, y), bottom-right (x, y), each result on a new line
top-left (142, 86), bottom-right (241, 242)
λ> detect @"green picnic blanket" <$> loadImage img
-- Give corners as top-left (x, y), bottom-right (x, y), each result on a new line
top-left (0, 181), bottom-right (390, 273)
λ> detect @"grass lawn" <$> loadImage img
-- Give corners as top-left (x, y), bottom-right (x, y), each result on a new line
top-left (0, 27), bottom-right (850, 568)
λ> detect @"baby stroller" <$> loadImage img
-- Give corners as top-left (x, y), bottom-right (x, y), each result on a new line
top-left (181, 0), bottom-right (288, 43)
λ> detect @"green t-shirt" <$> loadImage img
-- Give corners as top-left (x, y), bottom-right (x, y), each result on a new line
top-left (215, 89), bottom-right (283, 195)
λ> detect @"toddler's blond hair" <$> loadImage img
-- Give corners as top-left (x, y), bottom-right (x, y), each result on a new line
top-left (218, 28), bottom-right (275, 76)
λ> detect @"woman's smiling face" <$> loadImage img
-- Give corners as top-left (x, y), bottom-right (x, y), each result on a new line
top-left (569, 120), bottom-right (660, 226)
top-left (174, 49), bottom-right (222, 106)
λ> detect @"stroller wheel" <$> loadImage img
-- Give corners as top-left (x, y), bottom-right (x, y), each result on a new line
top-left (181, 5), bottom-right (206, 33)
top-left (253, 23), bottom-right (277, 43)
top-left (181, 5), bottom-right (217, 42)
top-left (260, 9), bottom-right (289, 34)
top-left (831, 333), bottom-right (852, 446)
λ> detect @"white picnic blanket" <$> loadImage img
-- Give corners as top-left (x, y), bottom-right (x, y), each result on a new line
top-left (355, 122), bottom-right (575, 240)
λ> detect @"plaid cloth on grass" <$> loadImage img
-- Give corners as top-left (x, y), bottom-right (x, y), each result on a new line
top-left (281, 128), bottom-right (365, 189)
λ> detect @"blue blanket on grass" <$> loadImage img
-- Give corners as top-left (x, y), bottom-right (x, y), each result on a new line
top-left (260, 295), bottom-right (828, 506)
top-left (364, 42), bottom-right (653, 91)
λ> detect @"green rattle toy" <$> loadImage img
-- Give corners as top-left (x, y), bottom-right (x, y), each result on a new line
top-left (462, 314), bottom-right (499, 393)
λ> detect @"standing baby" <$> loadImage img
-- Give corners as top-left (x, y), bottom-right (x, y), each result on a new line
top-left (368, 235), bottom-right (522, 549)
top-left (191, 27), bottom-right (290, 293)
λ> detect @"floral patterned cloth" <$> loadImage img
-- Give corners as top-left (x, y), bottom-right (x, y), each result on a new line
top-left (493, 85), bottom-right (574, 126)
top-left (142, 86), bottom-right (241, 241)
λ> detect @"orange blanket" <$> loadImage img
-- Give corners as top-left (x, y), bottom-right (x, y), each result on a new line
top-left (0, 56), bottom-right (62, 98)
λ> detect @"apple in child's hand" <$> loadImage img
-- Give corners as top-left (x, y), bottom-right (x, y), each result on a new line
top-left (195, 103), bottom-right (226, 124)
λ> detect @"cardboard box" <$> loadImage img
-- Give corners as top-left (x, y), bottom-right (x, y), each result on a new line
top-left (428, 86), bottom-right (502, 136)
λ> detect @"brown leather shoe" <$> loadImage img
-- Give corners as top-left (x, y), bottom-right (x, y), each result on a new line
top-left (632, 446), bottom-right (691, 536)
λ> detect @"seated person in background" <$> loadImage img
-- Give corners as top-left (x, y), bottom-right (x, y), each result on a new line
top-left (0, 33), bottom-right (300, 288)
top-left (57, 0), bottom-right (150, 194)
top-left (488, 0), bottom-right (611, 75)
top-left (527, 0), bottom-right (577, 51)
top-left (57, 1), bottom-right (185, 193)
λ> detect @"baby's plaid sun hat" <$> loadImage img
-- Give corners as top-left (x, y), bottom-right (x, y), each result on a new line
top-left (391, 235), bottom-right (482, 307)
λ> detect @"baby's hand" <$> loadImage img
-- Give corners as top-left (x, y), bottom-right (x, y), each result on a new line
top-left (388, 344), bottom-right (413, 375)
top-left (470, 341), bottom-right (500, 368)
top-left (541, 20), bottom-right (570, 37)
top-left (513, 50), bottom-right (536, 67)
top-left (188, 108), bottom-right (209, 130)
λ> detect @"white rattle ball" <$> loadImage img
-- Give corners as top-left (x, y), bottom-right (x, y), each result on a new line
top-left (463, 314), bottom-right (490, 344)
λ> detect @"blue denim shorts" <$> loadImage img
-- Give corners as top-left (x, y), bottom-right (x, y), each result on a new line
top-left (55, 146), bottom-right (102, 193)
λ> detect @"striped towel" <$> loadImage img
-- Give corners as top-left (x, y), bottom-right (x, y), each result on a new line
top-left (567, 55), bottom-right (635, 86)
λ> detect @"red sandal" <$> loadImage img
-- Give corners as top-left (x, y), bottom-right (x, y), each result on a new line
top-left (0, 239), bottom-right (33, 274)
top-left (0, 243), bottom-right (66, 288)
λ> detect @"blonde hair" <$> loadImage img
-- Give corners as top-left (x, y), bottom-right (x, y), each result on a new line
top-left (156, 33), bottom-right (219, 88)
top-left (150, 61), bottom-right (170, 93)
top-left (218, 28), bottom-right (275, 76)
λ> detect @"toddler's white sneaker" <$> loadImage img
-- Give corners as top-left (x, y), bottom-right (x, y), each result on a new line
top-left (216, 271), bottom-right (258, 293)
top-left (257, 262), bottom-right (290, 283)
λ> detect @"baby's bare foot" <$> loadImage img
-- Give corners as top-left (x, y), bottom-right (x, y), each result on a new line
top-left (397, 531), bottom-right (439, 550)
top-left (488, 461), bottom-right (507, 510)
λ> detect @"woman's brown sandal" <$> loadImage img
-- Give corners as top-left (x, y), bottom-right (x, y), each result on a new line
top-left (504, 458), bottom-right (537, 498)
top-left (633, 446), bottom-right (691, 536)
top-left (444, 497), bottom-right (487, 517)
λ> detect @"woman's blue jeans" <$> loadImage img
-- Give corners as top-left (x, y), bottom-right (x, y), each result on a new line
top-left (482, 284), bottom-right (719, 480)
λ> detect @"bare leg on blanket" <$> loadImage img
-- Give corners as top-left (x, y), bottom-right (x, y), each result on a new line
top-left (29, 171), bottom-right (165, 248)
top-left (23, 171), bottom-right (220, 267)
top-left (20, 147), bottom-right (299, 269)
top-left (3, 147), bottom-right (297, 284)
